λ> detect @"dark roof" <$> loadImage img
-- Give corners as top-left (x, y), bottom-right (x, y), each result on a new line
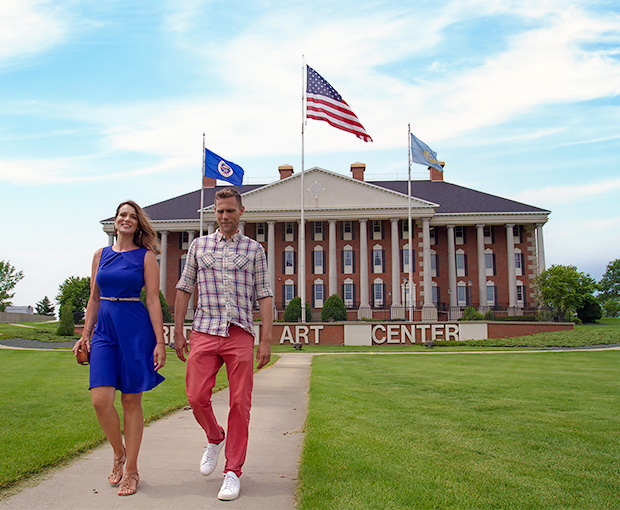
top-left (103, 179), bottom-right (548, 223)
top-left (371, 180), bottom-right (549, 214)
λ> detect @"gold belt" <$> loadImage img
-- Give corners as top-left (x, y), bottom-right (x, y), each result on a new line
top-left (100, 297), bottom-right (141, 302)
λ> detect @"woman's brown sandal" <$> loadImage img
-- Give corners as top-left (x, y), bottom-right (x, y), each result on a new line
top-left (107, 448), bottom-right (126, 486)
top-left (118, 472), bottom-right (139, 496)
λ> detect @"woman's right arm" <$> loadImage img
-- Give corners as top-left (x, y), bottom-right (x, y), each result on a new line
top-left (72, 248), bottom-right (103, 355)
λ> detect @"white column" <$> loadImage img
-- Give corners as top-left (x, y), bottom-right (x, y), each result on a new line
top-left (390, 219), bottom-right (401, 307)
top-left (359, 219), bottom-right (369, 312)
top-left (446, 225), bottom-right (457, 310)
top-left (328, 220), bottom-right (337, 297)
top-left (476, 224), bottom-right (487, 311)
top-left (159, 231), bottom-right (169, 296)
top-left (108, 232), bottom-right (115, 246)
top-left (536, 223), bottom-right (546, 274)
top-left (506, 224), bottom-right (517, 313)
top-left (186, 230), bottom-right (196, 319)
top-left (267, 221), bottom-right (276, 300)
top-left (238, 221), bottom-right (245, 235)
top-left (422, 217), bottom-right (437, 320)
top-left (207, 222), bottom-right (215, 235)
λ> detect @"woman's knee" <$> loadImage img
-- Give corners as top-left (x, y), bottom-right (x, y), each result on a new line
top-left (121, 393), bottom-right (143, 413)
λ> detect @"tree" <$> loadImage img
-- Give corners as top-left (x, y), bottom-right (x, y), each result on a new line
top-left (599, 259), bottom-right (620, 302)
top-left (35, 296), bottom-right (55, 318)
top-left (576, 295), bottom-right (603, 323)
top-left (56, 276), bottom-right (90, 323)
top-left (57, 304), bottom-right (75, 336)
top-left (602, 298), bottom-right (620, 318)
top-left (283, 297), bottom-right (312, 322)
top-left (320, 294), bottom-right (347, 321)
top-left (140, 289), bottom-right (172, 323)
top-left (535, 265), bottom-right (598, 321)
top-left (0, 260), bottom-right (25, 312)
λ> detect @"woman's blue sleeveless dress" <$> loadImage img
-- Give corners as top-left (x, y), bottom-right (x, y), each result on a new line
top-left (89, 246), bottom-right (165, 393)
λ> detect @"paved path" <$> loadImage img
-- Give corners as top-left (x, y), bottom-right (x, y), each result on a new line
top-left (1, 353), bottom-right (312, 510)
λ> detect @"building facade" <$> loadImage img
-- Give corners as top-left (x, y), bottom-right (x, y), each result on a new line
top-left (101, 163), bottom-right (550, 321)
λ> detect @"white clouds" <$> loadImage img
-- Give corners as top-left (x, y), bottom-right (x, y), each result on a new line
top-left (0, 0), bottom-right (68, 64)
top-left (513, 176), bottom-right (620, 206)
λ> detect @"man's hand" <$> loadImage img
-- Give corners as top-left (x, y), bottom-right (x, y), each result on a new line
top-left (175, 327), bottom-right (189, 362)
top-left (256, 341), bottom-right (271, 369)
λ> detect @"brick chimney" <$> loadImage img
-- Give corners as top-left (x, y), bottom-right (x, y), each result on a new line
top-left (203, 175), bottom-right (217, 188)
top-left (351, 162), bottom-right (366, 181)
top-left (278, 164), bottom-right (294, 179)
top-left (429, 162), bottom-right (445, 182)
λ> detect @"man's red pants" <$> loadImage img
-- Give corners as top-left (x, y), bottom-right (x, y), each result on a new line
top-left (186, 326), bottom-right (254, 477)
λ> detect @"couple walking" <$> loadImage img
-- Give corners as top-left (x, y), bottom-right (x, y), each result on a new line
top-left (73, 188), bottom-right (273, 501)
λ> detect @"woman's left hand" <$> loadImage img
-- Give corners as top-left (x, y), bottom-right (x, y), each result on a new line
top-left (153, 343), bottom-right (166, 371)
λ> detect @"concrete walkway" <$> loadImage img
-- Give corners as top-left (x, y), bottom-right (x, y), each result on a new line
top-left (1, 353), bottom-right (312, 510)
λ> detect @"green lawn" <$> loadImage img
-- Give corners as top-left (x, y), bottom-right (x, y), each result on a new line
top-left (298, 352), bottom-right (620, 509)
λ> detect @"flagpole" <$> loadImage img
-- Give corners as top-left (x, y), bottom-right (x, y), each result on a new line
top-left (200, 133), bottom-right (205, 237)
top-left (407, 124), bottom-right (414, 321)
top-left (300, 55), bottom-right (307, 322)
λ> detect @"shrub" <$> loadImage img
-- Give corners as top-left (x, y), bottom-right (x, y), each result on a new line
top-left (320, 294), bottom-right (347, 322)
top-left (483, 309), bottom-right (495, 321)
top-left (284, 297), bottom-right (312, 322)
top-left (57, 304), bottom-right (75, 336)
top-left (576, 295), bottom-right (603, 323)
top-left (141, 289), bottom-right (172, 323)
top-left (461, 306), bottom-right (484, 321)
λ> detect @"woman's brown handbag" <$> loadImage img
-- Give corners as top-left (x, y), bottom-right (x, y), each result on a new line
top-left (76, 346), bottom-right (90, 365)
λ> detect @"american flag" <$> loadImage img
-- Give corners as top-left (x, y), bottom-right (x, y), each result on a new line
top-left (306, 65), bottom-right (372, 143)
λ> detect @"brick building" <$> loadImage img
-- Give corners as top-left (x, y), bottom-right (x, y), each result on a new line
top-left (101, 163), bottom-right (550, 321)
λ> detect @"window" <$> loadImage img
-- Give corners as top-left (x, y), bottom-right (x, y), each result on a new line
top-left (372, 220), bottom-right (383, 240)
top-left (313, 247), bottom-right (324, 274)
top-left (431, 251), bottom-right (438, 277)
top-left (484, 225), bottom-right (494, 244)
top-left (372, 246), bottom-right (384, 273)
top-left (284, 280), bottom-right (295, 306)
top-left (342, 220), bottom-right (353, 240)
top-left (457, 284), bottom-right (467, 306)
top-left (284, 247), bottom-right (295, 275)
top-left (179, 254), bottom-right (187, 278)
top-left (343, 280), bottom-right (354, 308)
top-left (485, 250), bottom-right (495, 276)
top-left (516, 282), bottom-right (525, 305)
top-left (180, 231), bottom-right (190, 250)
top-left (313, 221), bottom-right (323, 241)
top-left (432, 284), bottom-right (439, 305)
top-left (515, 250), bottom-right (523, 276)
top-left (486, 283), bottom-right (496, 306)
top-left (256, 222), bottom-right (266, 242)
top-left (455, 226), bottom-right (465, 245)
top-left (513, 225), bottom-right (523, 244)
top-left (372, 280), bottom-right (384, 307)
top-left (343, 246), bottom-right (354, 274)
top-left (429, 227), bottom-right (436, 245)
top-left (401, 219), bottom-right (409, 239)
top-left (456, 250), bottom-right (467, 277)
top-left (401, 245), bottom-right (413, 273)
top-left (313, 280), bottom-right (325, 308)
top-left (284, 222), bottom-right (295, 242)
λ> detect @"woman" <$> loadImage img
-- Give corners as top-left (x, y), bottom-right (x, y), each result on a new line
top-left (73, 200), bottom-right (166, 496)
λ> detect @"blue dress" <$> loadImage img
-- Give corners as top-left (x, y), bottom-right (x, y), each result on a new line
top-left (89, 246), bottom-right (165, 393)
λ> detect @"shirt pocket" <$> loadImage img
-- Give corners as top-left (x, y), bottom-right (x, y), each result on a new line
top-left (198, 252), bottom-right (217, 269)
top-left (231, 253), bottom-right (251, 271)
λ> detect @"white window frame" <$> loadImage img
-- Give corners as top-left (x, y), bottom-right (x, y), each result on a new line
top-left (457, 283), bottom-right (467, 306)
top-left (313, 221), bottom-right (323, 241)
top-left (314, 246), bottom-right (324, 274)
top-left (181, 231), bottom-right (190, 250)
top-left (429, 227), bottom-right (436, 245)
top-left (402, 243), bottom-right (410, 273)
top-left (256, 222), bottom-right (266, 243)
top-left (515, 249), bottom-right (523, 276)
top-left (432, 283), bottom-right (439, 305)
top-left (431, 250), bottom-right (438, 277)
top-left (342, 220), bottom-right (353, 241)
top-left (372, 244), bottom-right (383, 273)
top-left (314, 279), bottom-right (325, 308)
top-left (456, 249), bottom-right (466, 277)
top-left (373, 278), bottom-right (384, 307)
top-left (285, 222), bottom-right (295, 242)
top-left (284, 279), bottom-right (295, 306)
top-left (486, 281), bottom-right (496, 306)
top-left (343, 279), bottom-right (354, 307)
top-left (372, 220), bottom-right (382, 240)
top-left (455, 226), bottom-right (465, 245)
top-left (285, 246), bottom-right (295, 275)
top-left (516, 280), bottom-right (524, 306)
top-left (343, 245), bottom-right (353, 274)
top-left (485, 249), bottom-right (494, 277)
top-left (484, 225), bottom-right (493, 245)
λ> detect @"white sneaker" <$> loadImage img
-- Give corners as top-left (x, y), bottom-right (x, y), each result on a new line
top-left (200, 440), bottom-right (224, 476)
top-left (218, 471), bottom-right (240, 501)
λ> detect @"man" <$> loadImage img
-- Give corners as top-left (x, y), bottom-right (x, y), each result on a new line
top-left (174, 187), bottom-right (273, 501)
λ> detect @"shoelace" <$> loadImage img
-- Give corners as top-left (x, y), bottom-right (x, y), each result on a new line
top-left (203, 445), bottom-right (219, 464)
top-left (221, 473), bottom-right (237, 490)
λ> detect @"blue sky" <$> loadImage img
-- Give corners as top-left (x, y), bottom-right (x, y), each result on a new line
top-left (2, 0), bottom-right (619, 309)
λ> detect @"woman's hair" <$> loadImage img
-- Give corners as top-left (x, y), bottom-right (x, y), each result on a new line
top-left (114, 200), bottom-right (161, 254)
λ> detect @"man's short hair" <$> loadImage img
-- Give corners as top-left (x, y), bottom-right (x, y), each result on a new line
top-left (215, 188), bottom-right (242, 207)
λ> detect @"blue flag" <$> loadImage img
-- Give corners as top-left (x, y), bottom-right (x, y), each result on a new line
top-left (410, 133), bottom-right (443, 172)
top-left (204, 147), bottom-right (244, 186)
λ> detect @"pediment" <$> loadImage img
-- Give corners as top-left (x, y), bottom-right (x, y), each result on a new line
top-left (230, 168), bottom-right (437, 219)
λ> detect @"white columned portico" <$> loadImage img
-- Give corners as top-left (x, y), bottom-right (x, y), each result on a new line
top-left (186, 230), bottom-right (196, 319)
top-left (358, 219), bottom-right (370, 317)
top-left (476, 224), bottom-right (487, 312)
top-left (328, 220), bottom-right (337, 296)
top-left (446, 225), bottom-right (457, 313)
top-left (267, 221), bottom-right (276, 299)
top-left (390, 219), bottom-right (401, 310)
top-left (159, 231), bottom-right (169, 296)
top-left (536, 223), bottom-right (546, 274)
top-left (207, 222), bottom-right (215, 235)
top-left (108, 233), bottom-right (115, 246)
top-left (422, 217), bottom-right (437, 320)
top-left (238, 221), bottom-right (245, 235)
top-left (506, 224), bottom-right (517, 314)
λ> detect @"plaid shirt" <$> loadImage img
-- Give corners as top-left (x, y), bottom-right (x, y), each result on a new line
top-left (176, 230), bottom-right (273, 337)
